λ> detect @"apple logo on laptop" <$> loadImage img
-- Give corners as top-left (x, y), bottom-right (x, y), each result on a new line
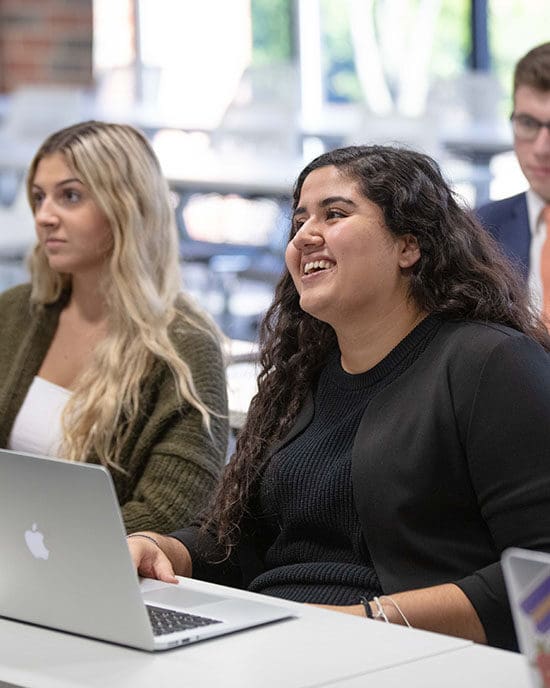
top-left (25, 523), bottom-right (50, 560)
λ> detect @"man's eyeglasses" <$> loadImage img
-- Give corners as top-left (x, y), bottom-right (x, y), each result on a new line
top-left (510, 113), bottom-right (550, 141)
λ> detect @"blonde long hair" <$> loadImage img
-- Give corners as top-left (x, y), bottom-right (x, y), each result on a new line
top-left (26, 121), bottom-right (218, 468)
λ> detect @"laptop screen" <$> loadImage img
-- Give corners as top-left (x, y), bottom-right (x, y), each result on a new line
top-left (503, 547), bottom-right (550, 688)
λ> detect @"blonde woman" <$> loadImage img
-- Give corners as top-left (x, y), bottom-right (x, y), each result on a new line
top-left (0, 121), bottom-right (228, 533)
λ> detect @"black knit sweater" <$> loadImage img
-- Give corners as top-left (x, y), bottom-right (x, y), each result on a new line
top-left (174, 316), bottom-right (550, 649)
top-left (248, 316), bottom-right (441, 604)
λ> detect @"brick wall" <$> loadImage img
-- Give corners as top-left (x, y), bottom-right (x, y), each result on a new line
top-left (0, 0), bottom-right (93, 92)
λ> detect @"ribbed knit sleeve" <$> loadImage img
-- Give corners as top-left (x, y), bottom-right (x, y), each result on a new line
top-left (116, 317), bottom-right (229, 534)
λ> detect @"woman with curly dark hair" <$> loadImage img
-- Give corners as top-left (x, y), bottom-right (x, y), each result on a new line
top-left (128, 145), bottom-right (550, 651)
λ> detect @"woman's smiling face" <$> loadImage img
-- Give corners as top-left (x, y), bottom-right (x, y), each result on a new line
top-left (285, 165), bottom-right (420, 329)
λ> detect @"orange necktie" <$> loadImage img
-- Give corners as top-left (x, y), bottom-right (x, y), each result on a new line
top-left (540, 205), bottom-right (550, 325)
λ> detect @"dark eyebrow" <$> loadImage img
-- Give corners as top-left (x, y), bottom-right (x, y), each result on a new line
top-left (293, 196), bottom-right (358, 218)
top-left (31, 177), bottom-right (83, 190)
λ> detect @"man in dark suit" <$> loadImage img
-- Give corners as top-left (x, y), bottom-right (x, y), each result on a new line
top-left (477, 43), bottom-right (550, 315)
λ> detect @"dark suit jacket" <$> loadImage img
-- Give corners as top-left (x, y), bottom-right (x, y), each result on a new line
top-left (476, 192), bottom-right (530, 281)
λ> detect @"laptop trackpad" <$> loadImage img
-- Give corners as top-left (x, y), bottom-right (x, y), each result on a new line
top-left (143, 587), bottom-right (222, 610)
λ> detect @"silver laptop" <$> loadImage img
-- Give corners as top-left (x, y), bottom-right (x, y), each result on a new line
top-left (0, 449), bottom-right (294, 651)
top-left (502, 547), bottom-right (550, 686)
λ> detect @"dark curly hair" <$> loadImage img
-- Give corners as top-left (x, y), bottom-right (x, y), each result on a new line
top-left (205, 144), bottom-right (550, 552)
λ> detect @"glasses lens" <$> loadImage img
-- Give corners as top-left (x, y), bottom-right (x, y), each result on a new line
top-left (512, 115), bottom-right (541, 140)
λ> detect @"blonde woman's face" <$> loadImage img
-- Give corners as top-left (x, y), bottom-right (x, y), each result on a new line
top-left (31, 153), bottom-right (113, 278)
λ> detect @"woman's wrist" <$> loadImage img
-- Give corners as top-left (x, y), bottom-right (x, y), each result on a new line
top-left (373, 596), bottom-right (411, 626)
top-left (359, 596), bottom-right (411, 626)
top-left (160, 534), bottom-right (193, 578)
top-left (126, 531), bottom-right (192, 577)
top-left (126, 532), bottom-right (160, 548)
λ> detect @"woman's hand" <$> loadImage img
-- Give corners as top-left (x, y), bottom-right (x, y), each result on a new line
top-left (126, 532), bottom-right (192, 584)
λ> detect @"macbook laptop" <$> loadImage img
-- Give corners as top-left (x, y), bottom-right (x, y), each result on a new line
top-left (502, 547), bottom-right (550, 687)
top-left (0, 449), bottom-right (294, 651)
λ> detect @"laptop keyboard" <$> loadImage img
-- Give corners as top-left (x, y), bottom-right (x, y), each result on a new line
top-left (146, 604), bottom-right (222, 636)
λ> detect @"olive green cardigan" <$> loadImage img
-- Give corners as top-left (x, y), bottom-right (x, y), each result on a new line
top-left (0, 284), bottom-right (228, 534)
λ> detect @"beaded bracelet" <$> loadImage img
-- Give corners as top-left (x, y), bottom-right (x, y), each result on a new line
top-left (372, 596), bottom-right (390, 623)
top-left (126, 533), bottom-right (160, 549)
top-left (361, 595), bottom-right (413, 627)
top-left (380, 595), bottom-right (412, 628)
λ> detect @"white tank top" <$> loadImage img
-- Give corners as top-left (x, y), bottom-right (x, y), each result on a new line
top-left (8, 377), bottom-right (72, 457)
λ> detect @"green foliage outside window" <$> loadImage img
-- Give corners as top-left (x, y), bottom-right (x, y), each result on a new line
top-left (251, 0), bottom-right (293, 65)
top-left (249, 0), bottom-right (550, 113)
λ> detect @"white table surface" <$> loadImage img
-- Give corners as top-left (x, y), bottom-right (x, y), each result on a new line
top-left (321, 644), bottom-right (531, 688)
top-left (0, 577), bottom-right (471, 688)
